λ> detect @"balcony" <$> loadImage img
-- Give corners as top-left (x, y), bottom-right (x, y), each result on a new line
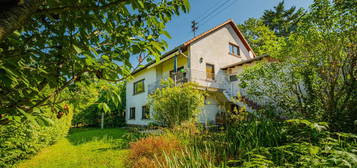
top-left (148, 70), bottom-right (188, 94)
top-left (148, 68), bottom-right (232, 94)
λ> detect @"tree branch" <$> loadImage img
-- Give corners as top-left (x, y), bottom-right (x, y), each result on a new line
top-left (26, 70), bottom-right (86, 112)
top-left (0, 0), bottom-right (40, 41)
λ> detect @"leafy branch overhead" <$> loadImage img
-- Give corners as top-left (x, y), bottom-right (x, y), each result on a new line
top-left (0, 0), bottom-right (190, 124)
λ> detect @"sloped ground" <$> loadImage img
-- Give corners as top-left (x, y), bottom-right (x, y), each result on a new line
top-left (16, 128), bottom-right (133, 168)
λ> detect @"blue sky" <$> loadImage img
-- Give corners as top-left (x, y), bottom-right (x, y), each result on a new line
top-left (164, 0), bottom-right (313, 50)
top-left (131, 0), bottom-right (313, 65)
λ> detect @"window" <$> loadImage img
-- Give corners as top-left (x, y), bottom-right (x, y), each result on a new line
top-left (230, 75), bottom-right (238, 82)
top-left (206, 63), bottom-right (215, 80)
top-left (133, 79), bottom-right (145, 94)
top-left (129, 107), bottom-right (135, 120)
top-left (142, 105), bottom-right (150, 119)
top-left (229, 43), bottom-right (240, 56)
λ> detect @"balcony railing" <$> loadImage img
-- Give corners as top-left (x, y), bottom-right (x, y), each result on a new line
top-left (148, 68), bottom-right (232, 94)
top-left (148, 70), bottom-right (188, 94)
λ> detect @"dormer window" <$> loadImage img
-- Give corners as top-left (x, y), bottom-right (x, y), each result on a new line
top-left (229, 43), bottom-right (240, 56)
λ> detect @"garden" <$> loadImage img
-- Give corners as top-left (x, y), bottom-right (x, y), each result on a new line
top-left (0, 0), bottom-right (356, 168)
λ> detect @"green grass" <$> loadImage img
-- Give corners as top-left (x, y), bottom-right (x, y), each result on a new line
top-left (16, 128), bottom-right (134, 168)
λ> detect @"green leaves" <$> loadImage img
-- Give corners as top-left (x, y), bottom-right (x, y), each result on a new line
top-left (0, 0), bottom-right (189, 123)
top-left (72, 45), bottom-right (83, 54)
top-left (98, 103), bottom-right (110, 114)
top-left (148, 80), bottom-right (206, 127)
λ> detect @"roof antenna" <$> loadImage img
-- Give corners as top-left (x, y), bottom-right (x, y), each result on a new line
top-left (191, 20), bottom-right (198, 37)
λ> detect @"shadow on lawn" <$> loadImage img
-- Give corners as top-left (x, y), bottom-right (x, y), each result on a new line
top-left (67, 128), bottom-right (130, 145)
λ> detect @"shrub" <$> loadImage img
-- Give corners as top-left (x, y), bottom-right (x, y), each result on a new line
top-left (148, 80), bottom-right (206, 127)
top-left (127, 135), bottom-right (182, 168)
top-left (0, 108), bottom-right (73, 167)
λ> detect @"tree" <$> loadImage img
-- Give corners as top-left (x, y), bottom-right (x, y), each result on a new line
top-left (239, 0), bottom-right (356, 132)
top-left (238, 18), bottom-right (285, 57)
top-left (148, 80), bottom-right (206, 127)
top-left (261, 1), bottom-right (305, 37)
top-left (0, 0), bottom-right (190, 124)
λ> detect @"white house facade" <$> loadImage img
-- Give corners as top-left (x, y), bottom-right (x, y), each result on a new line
top-left (125, 19), bottom-right (270, 125)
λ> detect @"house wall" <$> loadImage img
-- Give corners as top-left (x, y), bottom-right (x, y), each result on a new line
top-left (161, 54), bottom-right (188, 79)
top-left (198, 94), bottom-right (221, 124)
top-left (125, 54), bottom-right (188, 125)
top-left (126, 67), bottom-right (157, 125)
top-left (189, 24), bottom-right (253, 89)
top-left (187, 24), bottom-right (254, 122)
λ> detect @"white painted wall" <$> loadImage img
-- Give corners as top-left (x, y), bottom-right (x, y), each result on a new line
top-left (198, 95), bottom-right (221, 124)
top-left (189, 24), bottom-right (253, 88)
top-left (126, 67), bottom-right (157, 125)
top-left (187, 24), bottom-right (254, 122)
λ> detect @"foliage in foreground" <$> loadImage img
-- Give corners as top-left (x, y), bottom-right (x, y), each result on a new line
top-left (0, 109), bottom-right (73, 167)
top-left (127, 135), bottom-right (182, 168)
top-left (148, 80), bottom-right (206, 127)
top-left (238, 0), bottom-right (356, 132)
top-left (0, 0), bottom-right (189, 125)
top-left (159, 118), bottom-right (356, 168)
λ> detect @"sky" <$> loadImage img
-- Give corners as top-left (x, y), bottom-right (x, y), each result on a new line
top-left (164, 0), bottom-right (313, 49)
top-left (131, 0), bottom-right (314, 65)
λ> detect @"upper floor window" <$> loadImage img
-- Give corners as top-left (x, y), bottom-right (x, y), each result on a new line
top-left (129, 107), bottom-right (136, 120)
top-left (142, 105), bottom-right (150, 120)
top-left (133, 79), bottom-right (145, 94)
top-left (206, 63), bottom-right (215, 80)
top-left (229, 43), bottom-right (240, 56)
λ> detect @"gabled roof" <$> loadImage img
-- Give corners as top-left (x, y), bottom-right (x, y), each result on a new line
top-left (183, 19), bottom-right (255, 55)
top-left (131, 19), bottom-right (255, 75)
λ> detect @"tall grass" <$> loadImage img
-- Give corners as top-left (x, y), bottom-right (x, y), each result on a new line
top-left (158, 146), bottom-right (216, 168)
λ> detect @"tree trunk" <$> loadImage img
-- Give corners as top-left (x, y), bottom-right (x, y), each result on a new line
top-left (0, 0), bottom-right (40, 42)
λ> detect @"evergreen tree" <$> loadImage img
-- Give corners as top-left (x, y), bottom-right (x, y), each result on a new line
top-left (262, 1), bottom-right (305, 37)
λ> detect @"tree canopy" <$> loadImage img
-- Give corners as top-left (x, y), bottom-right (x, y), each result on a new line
top-left (238, 18), bottom-right (285, 57)
top-left (0, 0), bottom-right (190, 124)
top-left (238, 0), bottom-right (356, 132)
top-left (261, 1), bottom-right (305, 37)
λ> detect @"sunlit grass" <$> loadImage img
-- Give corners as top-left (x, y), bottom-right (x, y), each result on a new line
top-left (16, 128), bottom-right (131, 168)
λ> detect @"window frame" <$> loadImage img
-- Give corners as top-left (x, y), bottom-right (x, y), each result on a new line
top-left (129, 107), bottom-right (136, 120)
top-left (206, 63), bottom-right (215, 80)
top-left (141, 105), bottom-right (150, 120)
top-left (229, 42), bottom-right (240, 57)
top-left (133, 79), bottom-right (145, 95)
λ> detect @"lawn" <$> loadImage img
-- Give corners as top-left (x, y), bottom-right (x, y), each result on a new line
top-left (16, 128), bottom-right (135, 168)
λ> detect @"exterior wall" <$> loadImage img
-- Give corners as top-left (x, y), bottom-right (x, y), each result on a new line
top-left (125, 54), bottom-right (188, 125)
top-left (189, 24), bottom-right (253, 89)
top-left (126, 67), bottom-right (157, 125)
top-left (160, 55), bottom-right (188, 79)
top-left (198, 94), bottom-right (221, 124)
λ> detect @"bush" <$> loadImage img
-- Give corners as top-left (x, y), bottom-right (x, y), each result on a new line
top-left (0, 109), bottom-right (73, 167)
top-left (127, 135), bottom-right (182, 168)
top-left (148, 80), bottom-right (206, 127)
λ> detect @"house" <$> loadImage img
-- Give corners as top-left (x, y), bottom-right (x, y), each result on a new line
top-left (125, 19), bottom-right (270, 125)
